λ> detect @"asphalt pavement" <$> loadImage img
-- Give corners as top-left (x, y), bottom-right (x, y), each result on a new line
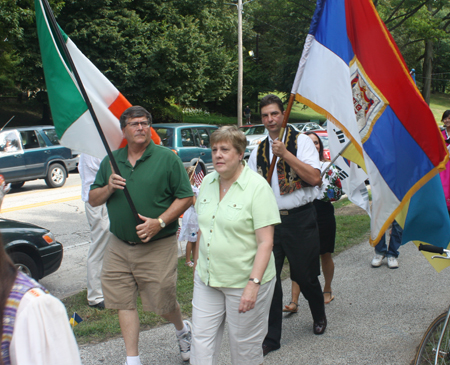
top-left (78, 239), bottom-right (450, 365)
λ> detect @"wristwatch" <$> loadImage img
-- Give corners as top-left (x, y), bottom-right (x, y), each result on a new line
top-left (158, 217), bottom-right (166, 228)
top-left (249, 278), bottom-right (261, 285)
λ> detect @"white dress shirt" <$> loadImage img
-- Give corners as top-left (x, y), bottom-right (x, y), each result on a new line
top-left (78, 153), bottom-right (102, 202)
top-left (248, 133), bottom-right (320, 210)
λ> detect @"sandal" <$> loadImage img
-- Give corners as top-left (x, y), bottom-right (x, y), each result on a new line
top-left (184, 261), bottom-right (194, 267)
top-left (282, 301), bottom-right (299, 313)
top-left (323, 291), bottom-right (335, 304)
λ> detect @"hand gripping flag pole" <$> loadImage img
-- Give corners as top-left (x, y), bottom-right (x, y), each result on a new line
top-left (39, 0), bottom-right (142, 224)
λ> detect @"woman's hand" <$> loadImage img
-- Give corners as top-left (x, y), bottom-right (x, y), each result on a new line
top-left (238, 281), bottom-right (260, 313)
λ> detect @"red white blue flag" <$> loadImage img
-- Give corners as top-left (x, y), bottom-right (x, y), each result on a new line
top-left (292, 0), bottom-right (450, 271)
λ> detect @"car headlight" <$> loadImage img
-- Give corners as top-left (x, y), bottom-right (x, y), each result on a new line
top-left (249, 139), bottom-right (262, 145)
top-left (42, 232), bottom-right (56, 244)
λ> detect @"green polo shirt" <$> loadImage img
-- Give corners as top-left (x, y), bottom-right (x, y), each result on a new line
top-left (91, 141), bottom-right (193, 242)
top-left (195, 163), bottom-right (281, 288)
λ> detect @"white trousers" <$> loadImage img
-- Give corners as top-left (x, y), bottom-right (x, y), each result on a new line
top-left (190, 271), bottom-right (276, 365)
top-left (85, 202), bottom-right (111, 305)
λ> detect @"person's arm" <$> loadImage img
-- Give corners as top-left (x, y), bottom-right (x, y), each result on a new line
top-left (136, 196), bottom-right (193, 242)
top-left (238, 225), bottom-right (274, 313)
top-left (89, 171), bottom-right (126, 207)
top-left (271, 139), bottom-right (321, 186)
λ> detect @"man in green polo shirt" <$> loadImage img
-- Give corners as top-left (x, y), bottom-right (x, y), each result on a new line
top-left (89, 106), bottom-right (193, 365)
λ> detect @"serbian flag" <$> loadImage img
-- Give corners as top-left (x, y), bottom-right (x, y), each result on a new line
top-left (291, 0), bottom-right (450, 270)
top-left (35, 0), bottom-right (160, 159)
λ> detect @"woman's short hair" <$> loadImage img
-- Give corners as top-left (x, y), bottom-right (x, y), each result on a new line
top-left (305, 131), bottom-right (324, 161)
top-left (210, 126), bottom-right (247, 155)
top-left (442, 110), bottom-right (450, 121)
top-left (119, 106), bottom-right (152, 129)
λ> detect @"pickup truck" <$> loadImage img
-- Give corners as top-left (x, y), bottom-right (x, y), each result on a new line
top-left (0, 126), bottom-right (78, 188)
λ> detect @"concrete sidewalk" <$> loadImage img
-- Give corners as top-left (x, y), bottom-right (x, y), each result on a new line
top-left (79, 240), bottom-right (450, 365)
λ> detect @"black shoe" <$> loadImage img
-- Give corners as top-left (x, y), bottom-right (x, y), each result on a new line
top-left (262, 344), bottom-right (280, 356)
top-left (89, 301), bottom-right (105, 309)
top-left (313, 316), bottom-right (327, 335)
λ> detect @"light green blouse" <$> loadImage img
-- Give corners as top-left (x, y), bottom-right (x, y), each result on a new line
top-left (195, 163), bottom-right (281, 288)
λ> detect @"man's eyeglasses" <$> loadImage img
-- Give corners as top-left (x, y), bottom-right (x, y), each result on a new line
top-left (126, 121), bottom-right (151, 129)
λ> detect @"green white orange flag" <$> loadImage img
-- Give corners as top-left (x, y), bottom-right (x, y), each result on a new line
top-left (35, 0), bottom-right (159, 158)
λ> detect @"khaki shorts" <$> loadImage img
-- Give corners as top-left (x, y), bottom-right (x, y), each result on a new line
top-left (101, 233), bottom-right (178, 315)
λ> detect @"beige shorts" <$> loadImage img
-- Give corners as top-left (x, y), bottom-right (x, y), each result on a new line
top-left (101, 233), bottom-right (178, 315)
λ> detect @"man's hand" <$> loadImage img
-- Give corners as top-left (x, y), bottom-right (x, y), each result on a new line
top-left (272, 139), bottom-right (288, 159)
top-left (107, 172), bottom-right (126, 193)
top-left (136, 213), bottom-right (161, 242)
top-left (238, 281), bottom-right (260, 313)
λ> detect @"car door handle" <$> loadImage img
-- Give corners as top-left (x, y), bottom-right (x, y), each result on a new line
top-left (44, 150), bottom-right (51, 154)
top-left (200, 152), bottom-right (205, 156)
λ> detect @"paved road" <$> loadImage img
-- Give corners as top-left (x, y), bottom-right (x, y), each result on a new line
top-left (79, 239), bottom-right (450, 365)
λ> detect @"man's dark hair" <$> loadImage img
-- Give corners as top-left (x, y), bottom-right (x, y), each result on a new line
top-left (260, 94), bottom-right (284, 113)
top-left (120, 106), bottom-right (152, 129)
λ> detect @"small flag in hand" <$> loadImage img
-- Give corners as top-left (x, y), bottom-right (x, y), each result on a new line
top-left (69, 312), bottom-right (83, 328)
top-left (194, 163), bottom-right (204, 187)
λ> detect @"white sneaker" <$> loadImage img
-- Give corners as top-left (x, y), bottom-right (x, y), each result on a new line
top-left (177, 320), bottom-right (192, 361)
top-left (387, 256), bottom-right (399, 269)
top-left (371, 253), bottom-right (385, 267)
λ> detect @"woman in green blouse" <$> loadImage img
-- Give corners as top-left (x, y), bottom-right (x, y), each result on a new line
top-left (190, 126), bottom-right (280, 365)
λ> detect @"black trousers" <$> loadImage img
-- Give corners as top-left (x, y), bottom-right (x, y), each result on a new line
top-left (263, 202), bottom-right (325, 348)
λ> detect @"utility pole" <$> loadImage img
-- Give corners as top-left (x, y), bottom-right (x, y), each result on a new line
top-left (237, 0), bottom-right (243, 127)
top-left (228, 0), bottom-right (256, 127)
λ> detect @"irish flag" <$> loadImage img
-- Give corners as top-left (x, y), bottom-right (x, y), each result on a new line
top-left (35, 0), bottom-right (159, 158)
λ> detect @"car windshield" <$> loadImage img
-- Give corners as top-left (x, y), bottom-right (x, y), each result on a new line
top-left (244, 126), bottom-right (267, 135)
top-left (153, 127), bottom-right (174, 147)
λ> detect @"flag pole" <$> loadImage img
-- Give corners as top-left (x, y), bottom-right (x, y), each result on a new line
top-left (267, 93), bottom-right (295, 183)
top-left (189, 157), bottom-right (201, 182)
top-left (321, 140), bottom-right (352, 177)
top-left (41, 0), bottom-right (142, 224)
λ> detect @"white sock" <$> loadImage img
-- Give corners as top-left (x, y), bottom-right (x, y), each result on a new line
top-left (175, 322), bottom-right (188, 336)
top-left (126, 355), bottom-right (141, 365)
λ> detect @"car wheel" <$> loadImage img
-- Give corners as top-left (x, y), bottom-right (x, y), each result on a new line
top-left (9, 252), bottom-right (39, 280)
top-left (45, 163), bottom-right (67, 188)
top-left (10, 182), bottom-right (25, 189)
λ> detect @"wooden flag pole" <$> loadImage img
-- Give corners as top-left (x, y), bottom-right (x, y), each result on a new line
top-left (189, 157), bottom-right (201, 182)
top-left (267, 93), bottom-right (296, 183)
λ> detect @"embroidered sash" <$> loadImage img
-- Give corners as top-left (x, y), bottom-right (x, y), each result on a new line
top-left (1, 272), bottom-right (48, 365)
top-left (256, 125), bottom-right (311, 195)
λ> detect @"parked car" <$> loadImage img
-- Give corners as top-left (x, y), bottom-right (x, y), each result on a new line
top-left (291, 121), bottom-right (325, 133)
top-left (239, 124), bottom-right (269, 152)
top-left (153, 123), bottom-right (220, 174)
top-left (1, 218), bottom-right (63, 280)
top-left (0, 126), bottom-right (78, 189)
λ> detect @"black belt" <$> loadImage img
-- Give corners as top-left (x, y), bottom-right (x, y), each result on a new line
top-left (121, 233), bottom-right (176, 246)
top-left (279, 202), bottom-right (313, 216)
top-left (123, 240), bottom-right (140, 245)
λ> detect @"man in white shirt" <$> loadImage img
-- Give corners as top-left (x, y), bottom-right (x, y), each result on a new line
top-left (248, 94), bottom-right (327, 356)
top-left (78, 153), bottom-right (112, 308)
